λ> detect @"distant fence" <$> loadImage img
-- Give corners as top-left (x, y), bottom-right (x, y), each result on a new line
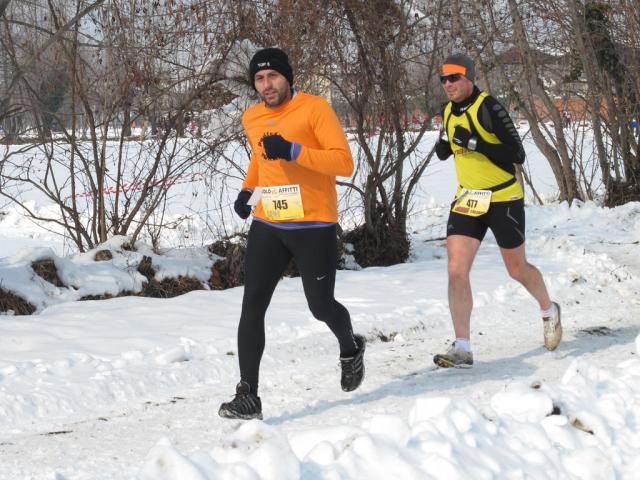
top-left (73, 172), bottom-right (207, 198)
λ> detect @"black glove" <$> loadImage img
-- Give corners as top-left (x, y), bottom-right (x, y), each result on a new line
top-left (435, 139), bottom-right (452, 160)
top-left (452, 126), bottom-right (476, 149)
top-left (262, 134), bottom-right (292, 161)
top-left (233, 190), bottom-right (252, 219)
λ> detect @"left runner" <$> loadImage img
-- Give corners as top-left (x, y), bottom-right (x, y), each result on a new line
top-left (219, 47), bottom-right (365, 420)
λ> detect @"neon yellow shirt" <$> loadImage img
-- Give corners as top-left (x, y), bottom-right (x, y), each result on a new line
top-left (444, 91), bottom-right (524, 202)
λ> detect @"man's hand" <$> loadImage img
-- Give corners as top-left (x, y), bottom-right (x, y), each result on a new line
top-left (234, 190), bottom-right (252, 219)
top-left (452, 126), bottom-right (477, 150)
top-left (435, 139), bottom-right (452, 160)
top-left (262, 134), bottom-right (292, 161)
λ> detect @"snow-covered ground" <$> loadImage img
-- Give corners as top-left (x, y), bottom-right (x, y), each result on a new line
top-left (1, 129), bottom-right (639, 479)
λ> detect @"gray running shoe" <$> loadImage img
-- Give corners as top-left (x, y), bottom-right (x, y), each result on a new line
top-left (433, 342), bottom-right (473, 369)
top-left (543, 302), bottom-right (562, 351)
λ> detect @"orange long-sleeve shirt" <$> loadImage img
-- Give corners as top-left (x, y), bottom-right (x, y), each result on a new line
top-left (242, 91), bottom-right (353, 223)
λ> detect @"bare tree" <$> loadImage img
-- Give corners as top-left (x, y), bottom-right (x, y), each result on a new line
top-left (447, 0), bottom-right (582, 202)
top-left (240, 0), bottom-right (446, 266)
top-left (448, 0), bottom-right (639, 204)
top-left (573, 0), bottom-right (640, 204)
top-left (316, 0), bottom-right (445, 266)
top-left (1, 0), bottom-right (638, 262)
top-left (0, 0), bottom-right (247, 251)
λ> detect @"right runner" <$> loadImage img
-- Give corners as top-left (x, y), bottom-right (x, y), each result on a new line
top-left (433, 53), bottom-right (562, 368)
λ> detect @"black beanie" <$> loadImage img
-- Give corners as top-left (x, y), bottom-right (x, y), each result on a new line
top-left (248, 48), bottom-right (294, 89)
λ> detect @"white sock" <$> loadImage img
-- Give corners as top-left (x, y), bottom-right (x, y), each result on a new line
top-left (541, 302), bottom-right (557, 318)
top-left (455, 338), bottom-right (471, 352)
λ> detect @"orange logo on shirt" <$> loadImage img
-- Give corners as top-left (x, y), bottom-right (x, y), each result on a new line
top-left (453, 146), bottom-right (473, 155)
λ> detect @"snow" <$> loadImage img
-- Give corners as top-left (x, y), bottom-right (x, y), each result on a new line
top-left (1, 128), bottom-right (639, 479)
top-left (0, 236), bottom-right (216, 312)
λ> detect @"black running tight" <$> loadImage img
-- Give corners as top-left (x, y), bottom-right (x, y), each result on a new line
top-left (237, 221), bottom-right (356, 393)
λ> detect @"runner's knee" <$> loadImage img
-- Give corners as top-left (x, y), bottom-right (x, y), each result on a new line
top-left (308, 300), bottom-right (335, 321)
top-left (448, 259), bottom-right (472, 280)
top-left (241, 285), bottom-right (273, 318)
top-left (310, 296), bottom-right (350, 322)
top-left (505, 261), bottom-right (528, 282)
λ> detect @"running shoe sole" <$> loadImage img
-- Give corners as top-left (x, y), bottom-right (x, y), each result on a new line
top-left (218, 407), bottom-right (263, 420)
top-left (433, 355), bottom-right (473, 369)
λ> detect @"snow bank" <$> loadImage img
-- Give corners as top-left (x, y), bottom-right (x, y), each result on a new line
top-left (138, 334), bottom-right (640, 479)
top-left (0, 236), bottom-right (216, 312)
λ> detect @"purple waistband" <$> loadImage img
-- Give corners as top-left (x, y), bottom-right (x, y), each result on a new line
top-left (253, 217), bottom-right (335, 230)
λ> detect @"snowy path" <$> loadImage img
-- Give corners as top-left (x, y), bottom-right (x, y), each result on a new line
top-left (2, 310), bottom-right (637, 480)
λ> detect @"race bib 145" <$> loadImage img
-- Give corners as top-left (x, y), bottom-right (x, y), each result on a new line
top-left (260, 184), bottom-right (305, 220)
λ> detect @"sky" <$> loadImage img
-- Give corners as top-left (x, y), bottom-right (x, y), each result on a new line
top-left (0, 129), bottom-right (639, 479)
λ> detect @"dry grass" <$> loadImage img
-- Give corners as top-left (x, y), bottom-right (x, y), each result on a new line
top-left (31, 258), bottom-right (64, 287)
top-left (136, 255), bottom-right (204, 298)
top-left (141, 276), bottom-right (205, 298)
top-left (0, 287), bottom-right (36, 315)
top-left (94, 250), bottom-right (113, 261)
top-left (209, 243), bottom-right (245, 290)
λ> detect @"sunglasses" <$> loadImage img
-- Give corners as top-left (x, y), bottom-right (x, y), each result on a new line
top-left (440, 73), bottom-right (463, 84)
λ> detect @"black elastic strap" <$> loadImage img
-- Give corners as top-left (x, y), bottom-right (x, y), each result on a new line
top-left (459, 177), bottom-right (516, 193)
top-left (487, 177), bottom-right (517, 192)
top-left (464, 110), bottom-right (479, 136)
top-left (444, 108), bottom-right (453, 136)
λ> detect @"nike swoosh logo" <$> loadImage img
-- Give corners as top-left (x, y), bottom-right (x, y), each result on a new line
top-left (316, 275), bottom-right (326, 281)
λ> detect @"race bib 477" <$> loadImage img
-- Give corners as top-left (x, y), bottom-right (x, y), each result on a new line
top-left (452, 188), bottom-right (492, 217)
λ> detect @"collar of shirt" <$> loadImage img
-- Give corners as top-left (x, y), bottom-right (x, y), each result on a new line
top-left (451, 86), bottom-right (481, 114)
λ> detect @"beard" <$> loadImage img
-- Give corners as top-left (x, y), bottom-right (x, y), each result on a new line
top-left (260, 87), bottom-right (290, 107)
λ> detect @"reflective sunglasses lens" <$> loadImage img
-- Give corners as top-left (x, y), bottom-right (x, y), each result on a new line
top-left (440, 74), bottom-right (461, 84)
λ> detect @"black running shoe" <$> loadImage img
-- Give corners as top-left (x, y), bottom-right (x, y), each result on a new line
top-left (340, 334), bottom-right (366, 392)
top-left (218, 381), bottom-right (263, 420)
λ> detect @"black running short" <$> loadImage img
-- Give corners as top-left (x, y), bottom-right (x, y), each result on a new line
top-left (446, 199), bottom-right (525, 249)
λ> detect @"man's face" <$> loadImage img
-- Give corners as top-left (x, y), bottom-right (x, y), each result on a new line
top-left (441, 73), bottom-right (474, 103)
top-left (254, 69), bottom-right (292, 107)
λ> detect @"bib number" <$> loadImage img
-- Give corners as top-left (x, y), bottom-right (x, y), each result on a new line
top-left (452, 188), bottom-right (492, 217)
top-left (260, 184), bottom-right (304, 220)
